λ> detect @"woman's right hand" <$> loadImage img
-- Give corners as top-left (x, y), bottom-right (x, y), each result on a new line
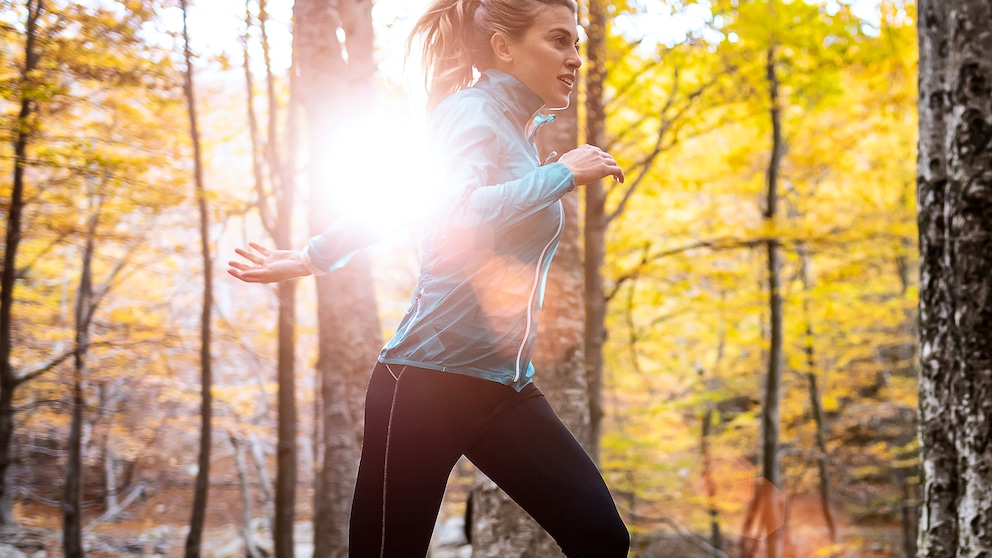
top-left (228, 242), bottom-right (311, 283)
top-left (558, 144), bottom-right (625, 186)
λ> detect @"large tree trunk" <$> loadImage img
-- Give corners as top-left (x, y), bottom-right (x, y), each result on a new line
top-left (582, 0), bottom-right (609, 466)
top-left (0, 0), bottom-right (43, 533)
top-left (293, 1), bottom-right (381, 556)
top-left (917, 1), bottom-right (992, 556)
top-left (470, 93), bottom-right (585, 558)
top-left (180, 1), bottom-right (215, 554)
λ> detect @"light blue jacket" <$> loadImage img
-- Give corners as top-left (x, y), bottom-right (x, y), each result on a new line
top-left (307, 69), bottom-right (575, 390)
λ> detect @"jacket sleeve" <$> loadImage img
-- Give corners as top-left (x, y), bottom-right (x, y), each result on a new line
top-left (304, 218), bottom-right (381, 274)
top-left (431, 97), bottom-right (576, 229)
top-left (304, 94), bottom-right (575, 273)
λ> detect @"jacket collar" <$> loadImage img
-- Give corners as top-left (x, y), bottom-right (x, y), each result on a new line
top-left (475, 69), bottom-right (546, 129)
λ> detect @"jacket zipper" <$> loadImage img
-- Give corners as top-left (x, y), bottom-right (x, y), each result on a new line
top-left (514, 200), bottom-right (565, 383)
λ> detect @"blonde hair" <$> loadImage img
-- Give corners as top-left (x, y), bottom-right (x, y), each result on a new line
top-left (407, 0), bottom-right (577, 112)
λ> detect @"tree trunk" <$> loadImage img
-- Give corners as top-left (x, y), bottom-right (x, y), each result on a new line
top-left (470, 90), bottom-right (585, 558)
top-left (102, 441), bottom-right (121, 522)
top-left (917, 0), bottom-right (992, 556)
top-left (744, 45), bottom-right (785, 558)
top-left (64, 194), bottom-right (100, 558)
top-left (0, 0), bottom-right (43, 533)
top-left (798, 245), bottom-right (837, 542)
top-left (701, 407), bottom-right (724, 552)
top-left (230, 433), bottom-right (264, 558)
top-left (180, 1), bottom-right (214, 554)
top-left (246, 0), bottom-right (298, 558)
top-left (582, 0), bottom-right (608, 466)
top-left (292, 1), bottom-right (381, 556)
top-left (273, 64), bottom-right (298, 558)
top-left (243, 0), bottom-right (274, 239)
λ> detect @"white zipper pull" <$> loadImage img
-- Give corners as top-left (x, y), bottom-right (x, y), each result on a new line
top-left (541, 151), bottom-right (559, 165)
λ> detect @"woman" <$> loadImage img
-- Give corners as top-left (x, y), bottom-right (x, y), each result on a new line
top-left (229, 0), bottom-right (629, 555)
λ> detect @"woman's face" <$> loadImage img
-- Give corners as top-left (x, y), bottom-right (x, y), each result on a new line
top-left (493, 5), bottom-right (582, 110)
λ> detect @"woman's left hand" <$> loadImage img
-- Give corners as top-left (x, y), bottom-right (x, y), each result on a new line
top-left (228, 242), bottom-right (310, 283)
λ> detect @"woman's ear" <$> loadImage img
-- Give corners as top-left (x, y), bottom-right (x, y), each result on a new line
top-left (490, 32), bottom-right (514, 65)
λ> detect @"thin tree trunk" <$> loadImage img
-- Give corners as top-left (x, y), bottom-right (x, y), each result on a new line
top-left (103, 441), bottom-right (120, 521)
top-left (582, 0), bottom-right (608, 466)
top-left (180, 1), bottom-right (214, 554)
top-left (917, 1), bottom-right (992, 556)
top-left (64, 193), bottom-right (100, 558)
top-left (230, 433), bottom-right (263, 558)
top-left (273, 61), bottom-right (298, 558)
top-left (243, 0), bottom-right (274, 239)
top-left (756, 47), bottom-right (784, 558)
top-left (252, 0), bottom-right (297, 558)
top-left (248, 430), bottom-right (274, 508)
top-left (701, 407), bottom-right (724, 552)
top-left (0, 0), bottom-right (43, 533)
top-left (798, 245), bottom-right (836, 542)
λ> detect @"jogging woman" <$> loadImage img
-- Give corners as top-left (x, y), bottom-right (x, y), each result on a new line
top-left (229, 0), bottom-right (629, 555)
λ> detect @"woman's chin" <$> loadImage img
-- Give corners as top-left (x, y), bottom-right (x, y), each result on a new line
top-left (545, 97), bottom-right (571, 111)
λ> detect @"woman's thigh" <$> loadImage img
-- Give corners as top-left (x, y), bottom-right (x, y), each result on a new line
top-left (350, 363), bottom-right (527, 557)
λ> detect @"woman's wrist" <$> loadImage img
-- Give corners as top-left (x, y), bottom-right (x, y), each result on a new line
top-left (299, 248), bottom-right (328, 276)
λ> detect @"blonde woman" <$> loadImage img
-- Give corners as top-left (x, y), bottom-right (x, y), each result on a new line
top-left (230, 0), bottom-right (628, 555)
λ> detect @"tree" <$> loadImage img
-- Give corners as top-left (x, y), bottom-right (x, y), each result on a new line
top-left (0, 0), bottom-right (43, 533)
top-left (917, 0), bottom-right (992, 555)
top-left (180, 0), bottom-right (215, 554)
top-left (62, 182), bottom-right (98, 558)
top-left (0, 0), bottom-right (186, 538)
top-left (293, 0), bottom-right (382, 555)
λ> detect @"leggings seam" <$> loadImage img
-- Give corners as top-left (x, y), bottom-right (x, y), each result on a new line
top-left (379, 365), bottom-right (406, 558)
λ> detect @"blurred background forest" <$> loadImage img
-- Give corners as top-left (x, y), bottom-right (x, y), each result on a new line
top-left (0, 0), bottom-right (920, 556)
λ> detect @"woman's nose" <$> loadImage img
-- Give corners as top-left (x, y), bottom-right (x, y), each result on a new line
top-left (567, 48), bottom-right (582, 70)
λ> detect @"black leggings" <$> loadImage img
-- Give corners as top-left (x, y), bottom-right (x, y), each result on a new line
top-left (348, 362), bottom-right (629, 557)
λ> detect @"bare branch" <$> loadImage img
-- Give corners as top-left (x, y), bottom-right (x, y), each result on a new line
top-left (15, 349), bottom-right (75, 386)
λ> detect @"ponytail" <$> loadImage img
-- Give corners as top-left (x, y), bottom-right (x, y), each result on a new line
top-left (406, 0), bottom-right (484, 113)
top-left (407, 0), bottom-right (578, 112)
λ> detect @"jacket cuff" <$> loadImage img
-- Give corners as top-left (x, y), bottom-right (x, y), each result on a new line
top-left (300, 247), bottom-right (328, 276)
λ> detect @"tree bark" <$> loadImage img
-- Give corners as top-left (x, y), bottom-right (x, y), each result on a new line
top-left (180, 1), bottom-right (215, 554)
top-left (582, 0), bottom-right (608, 466)
top-left (246, 2), bottom-right (301, 553)
top-left (701, 407), bottom-right (724, 553)
top-left (0, 0), bottom-right (43, 533)
top-left (243, 0), bottom-right (274, 239)
top-left (470, 90), bottom-right (585, 558)
top-left (64, 193), bottom-right (100, 558)
top-left (230, 433), bottom-right (264, 558)
top-left (798, 245), bottom-right (837, 542)
top-left (917, 0), bottom-right (992, 556)
top-left (292, 1), bottom-right (381, 555)
top-left (744, 45), bottom-right (785, 558)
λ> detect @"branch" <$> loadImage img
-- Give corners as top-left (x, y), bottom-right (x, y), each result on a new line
top-left (607, 67), bottom-right (729, 224)
top-left (605, 242), bottom-right (652, 302)
top-left (15, 349), bottom-right (76, 386)
top-left (83, 482), bottom-right (149, 533)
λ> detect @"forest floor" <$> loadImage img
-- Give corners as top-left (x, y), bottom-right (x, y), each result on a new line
top-left (6, 486), bottom-right (910, 557)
